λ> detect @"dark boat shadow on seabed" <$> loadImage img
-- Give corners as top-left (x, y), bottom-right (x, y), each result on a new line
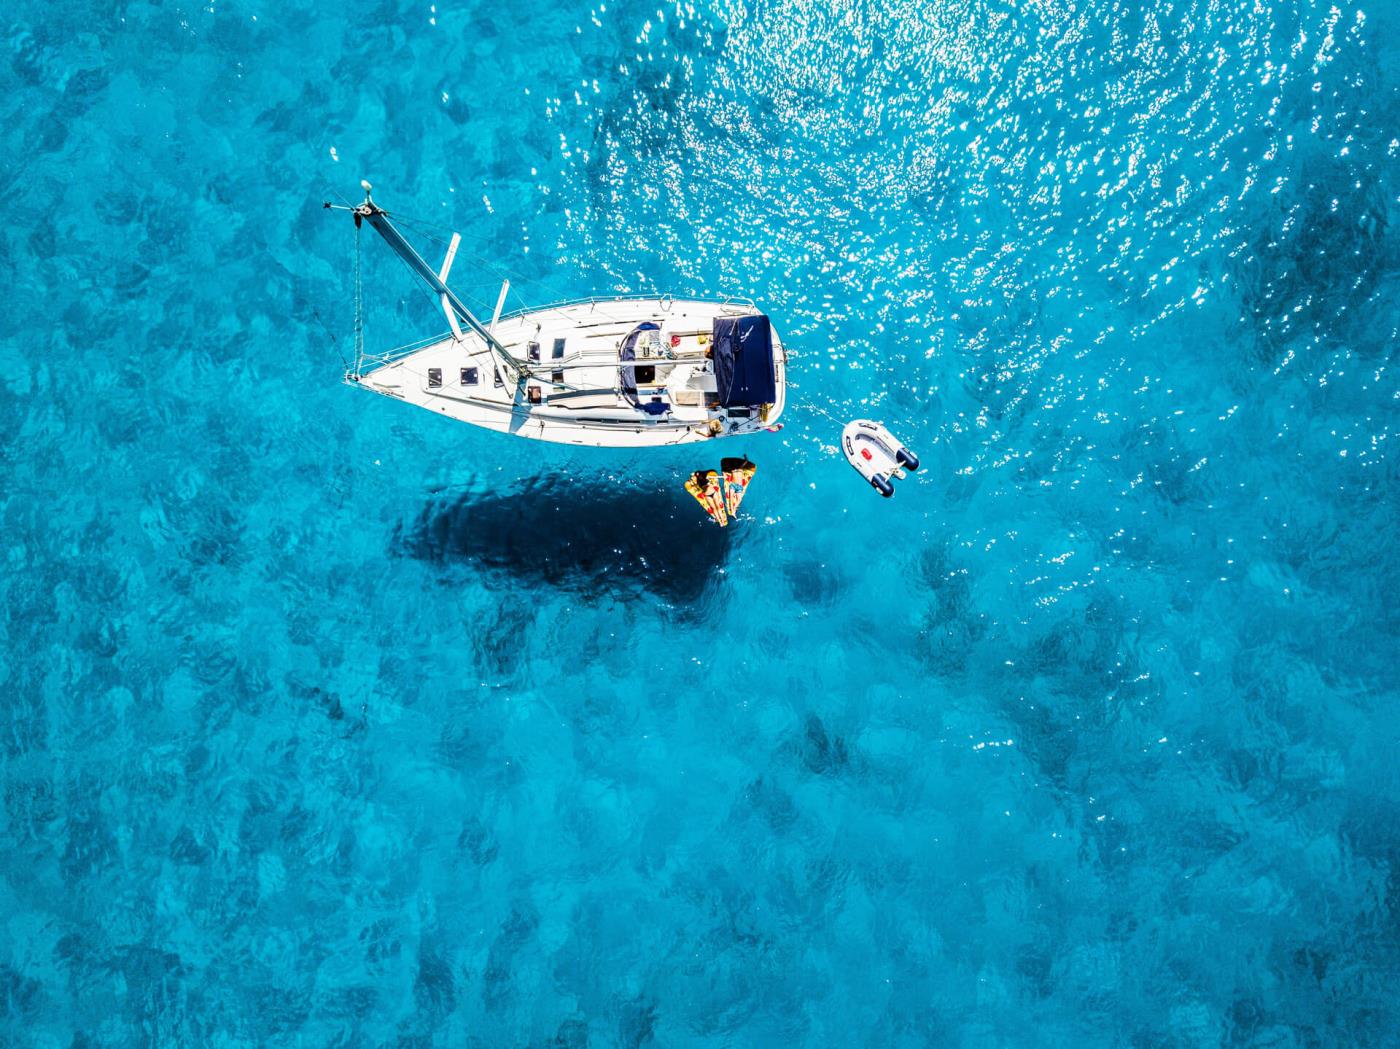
top-left (395, 472), bottom-right (733, 604)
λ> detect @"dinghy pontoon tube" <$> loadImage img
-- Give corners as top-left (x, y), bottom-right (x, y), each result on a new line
top-left (842, 419), bottom-right (920, 497)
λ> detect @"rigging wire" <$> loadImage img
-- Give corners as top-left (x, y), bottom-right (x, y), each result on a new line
top-left (324, 194), bottom-right (784, 432)
top-left (360, 206), bottom-right (709, 391)
top-left (313, 306), bottom-right (352, 375)
top-left (388, 208), bottom-right (737, 338)
top-left (320, 182), bottom-right (356, 211)
top-left (353, 220), bottom-right (364, 375)
top-left (376, 244), bottom-right (544, 385)
top-left (370, 215), bottom-right (511, 321)
top-left (386, 209), bottom-right (639, 326)
top-left (325, 195), bottom-right (527, 386)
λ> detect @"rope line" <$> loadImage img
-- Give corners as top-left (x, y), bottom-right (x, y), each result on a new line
top-left (313, 306), bottom-right (352, 374)
top-left (353, 222), bottom-right (364, 374)
top-left (384, 210), bottom-right (644, 328)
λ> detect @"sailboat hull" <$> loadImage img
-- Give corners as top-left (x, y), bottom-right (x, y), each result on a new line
top-left (352, 297), bottom-right (787, 448)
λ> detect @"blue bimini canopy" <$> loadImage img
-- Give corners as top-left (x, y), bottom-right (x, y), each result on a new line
top-left (712, 315), bottom-right (776, 408)
top-left (619, 322), bottom-right (660, 407)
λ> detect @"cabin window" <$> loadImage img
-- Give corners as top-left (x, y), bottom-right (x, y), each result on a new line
top-left (552, 338), bottom-right (566, 359)
top-left (635, 365), bottom-right (656, 385)
top-left (527, 386), bottom-right (542, 404)
top-left (494, 368), bottom-right (504, 387)
top-left (528, 341), bottom-right (541, 363)
top-left (461, 367), bottom-right (479, 386)
top-left (552, 370), bottom-right (565, 385)
top-left (427, 367), bottom-right (442, 388)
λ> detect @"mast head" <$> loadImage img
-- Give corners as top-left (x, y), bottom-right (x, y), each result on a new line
top-left (352, 180), bottom-right (382, 221)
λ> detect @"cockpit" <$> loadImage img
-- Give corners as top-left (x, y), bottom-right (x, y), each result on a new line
top-left (620, 322), bottom-right (671, 415)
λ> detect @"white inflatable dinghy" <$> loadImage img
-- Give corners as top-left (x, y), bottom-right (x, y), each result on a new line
top-left (842, 419), bottom-right (920, 497)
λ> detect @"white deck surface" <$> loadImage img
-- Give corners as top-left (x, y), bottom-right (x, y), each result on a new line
top-left (354, 297), bottom-right (787, 448)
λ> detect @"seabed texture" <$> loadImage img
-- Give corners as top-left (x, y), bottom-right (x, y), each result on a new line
top-left (2, 1), bottom-right (1399, 1045)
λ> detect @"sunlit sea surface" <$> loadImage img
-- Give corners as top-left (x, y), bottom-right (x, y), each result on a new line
top-left (4, 0), bottom-right (1399, 1045)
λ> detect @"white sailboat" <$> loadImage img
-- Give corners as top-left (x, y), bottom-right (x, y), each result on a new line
top-left (326, 183), bottom-right (787, 448)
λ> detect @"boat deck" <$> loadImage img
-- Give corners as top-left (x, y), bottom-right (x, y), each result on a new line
top-left (353, 297), bottom-right (786, 447)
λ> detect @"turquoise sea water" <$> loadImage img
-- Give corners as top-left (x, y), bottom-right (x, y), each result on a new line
top-left (4, 0), bottom-right (1400, 1045)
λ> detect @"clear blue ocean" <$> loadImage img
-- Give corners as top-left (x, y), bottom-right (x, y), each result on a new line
top-left (4, 0), bottom-right (1399, 1045)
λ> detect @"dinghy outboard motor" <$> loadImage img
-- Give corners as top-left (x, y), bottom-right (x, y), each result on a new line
top-left (842, 419), bottom-right (920, 497)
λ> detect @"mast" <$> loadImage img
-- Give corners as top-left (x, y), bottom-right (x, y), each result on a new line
top-left (329, 182), bottom-right (528, 384)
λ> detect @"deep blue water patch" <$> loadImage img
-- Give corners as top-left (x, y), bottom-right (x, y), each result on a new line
top-left (3, 0), bottom-right (1400, 1046)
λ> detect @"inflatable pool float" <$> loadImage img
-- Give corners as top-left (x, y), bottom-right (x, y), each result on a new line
top-left (721, 456), bottom-right (757, 517)
top-left (685, 469), bottom-right (729, 526)
top-left (842, 419), bottom-right (919, 497)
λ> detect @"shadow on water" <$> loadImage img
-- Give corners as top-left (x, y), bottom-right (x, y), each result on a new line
top-left (396, 472), bottom-right (733, 604)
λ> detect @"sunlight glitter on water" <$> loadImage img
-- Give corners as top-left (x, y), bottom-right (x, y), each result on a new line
top-left (2, 0), bottom-right (1399, 1044)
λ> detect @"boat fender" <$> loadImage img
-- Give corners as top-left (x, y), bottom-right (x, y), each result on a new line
top-left (870, 474), bottom-right (895, 498)
top-left (897, 448), bottom-right (920, 472)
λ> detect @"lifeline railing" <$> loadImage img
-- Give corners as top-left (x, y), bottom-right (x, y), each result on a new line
top-left (351, 292), bottom-right (759, 378)
top-left (496, 290), bottom-right (757, 323)
top-left (348, 330), bottom-right (448, 377)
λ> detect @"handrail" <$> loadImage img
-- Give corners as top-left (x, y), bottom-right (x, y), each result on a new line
top-left (497, 291), bottom-right (757, 322)
top-left (357, 293), bottom-right (760, 372)
top-left (354, 330), bottom-right (452, 371)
